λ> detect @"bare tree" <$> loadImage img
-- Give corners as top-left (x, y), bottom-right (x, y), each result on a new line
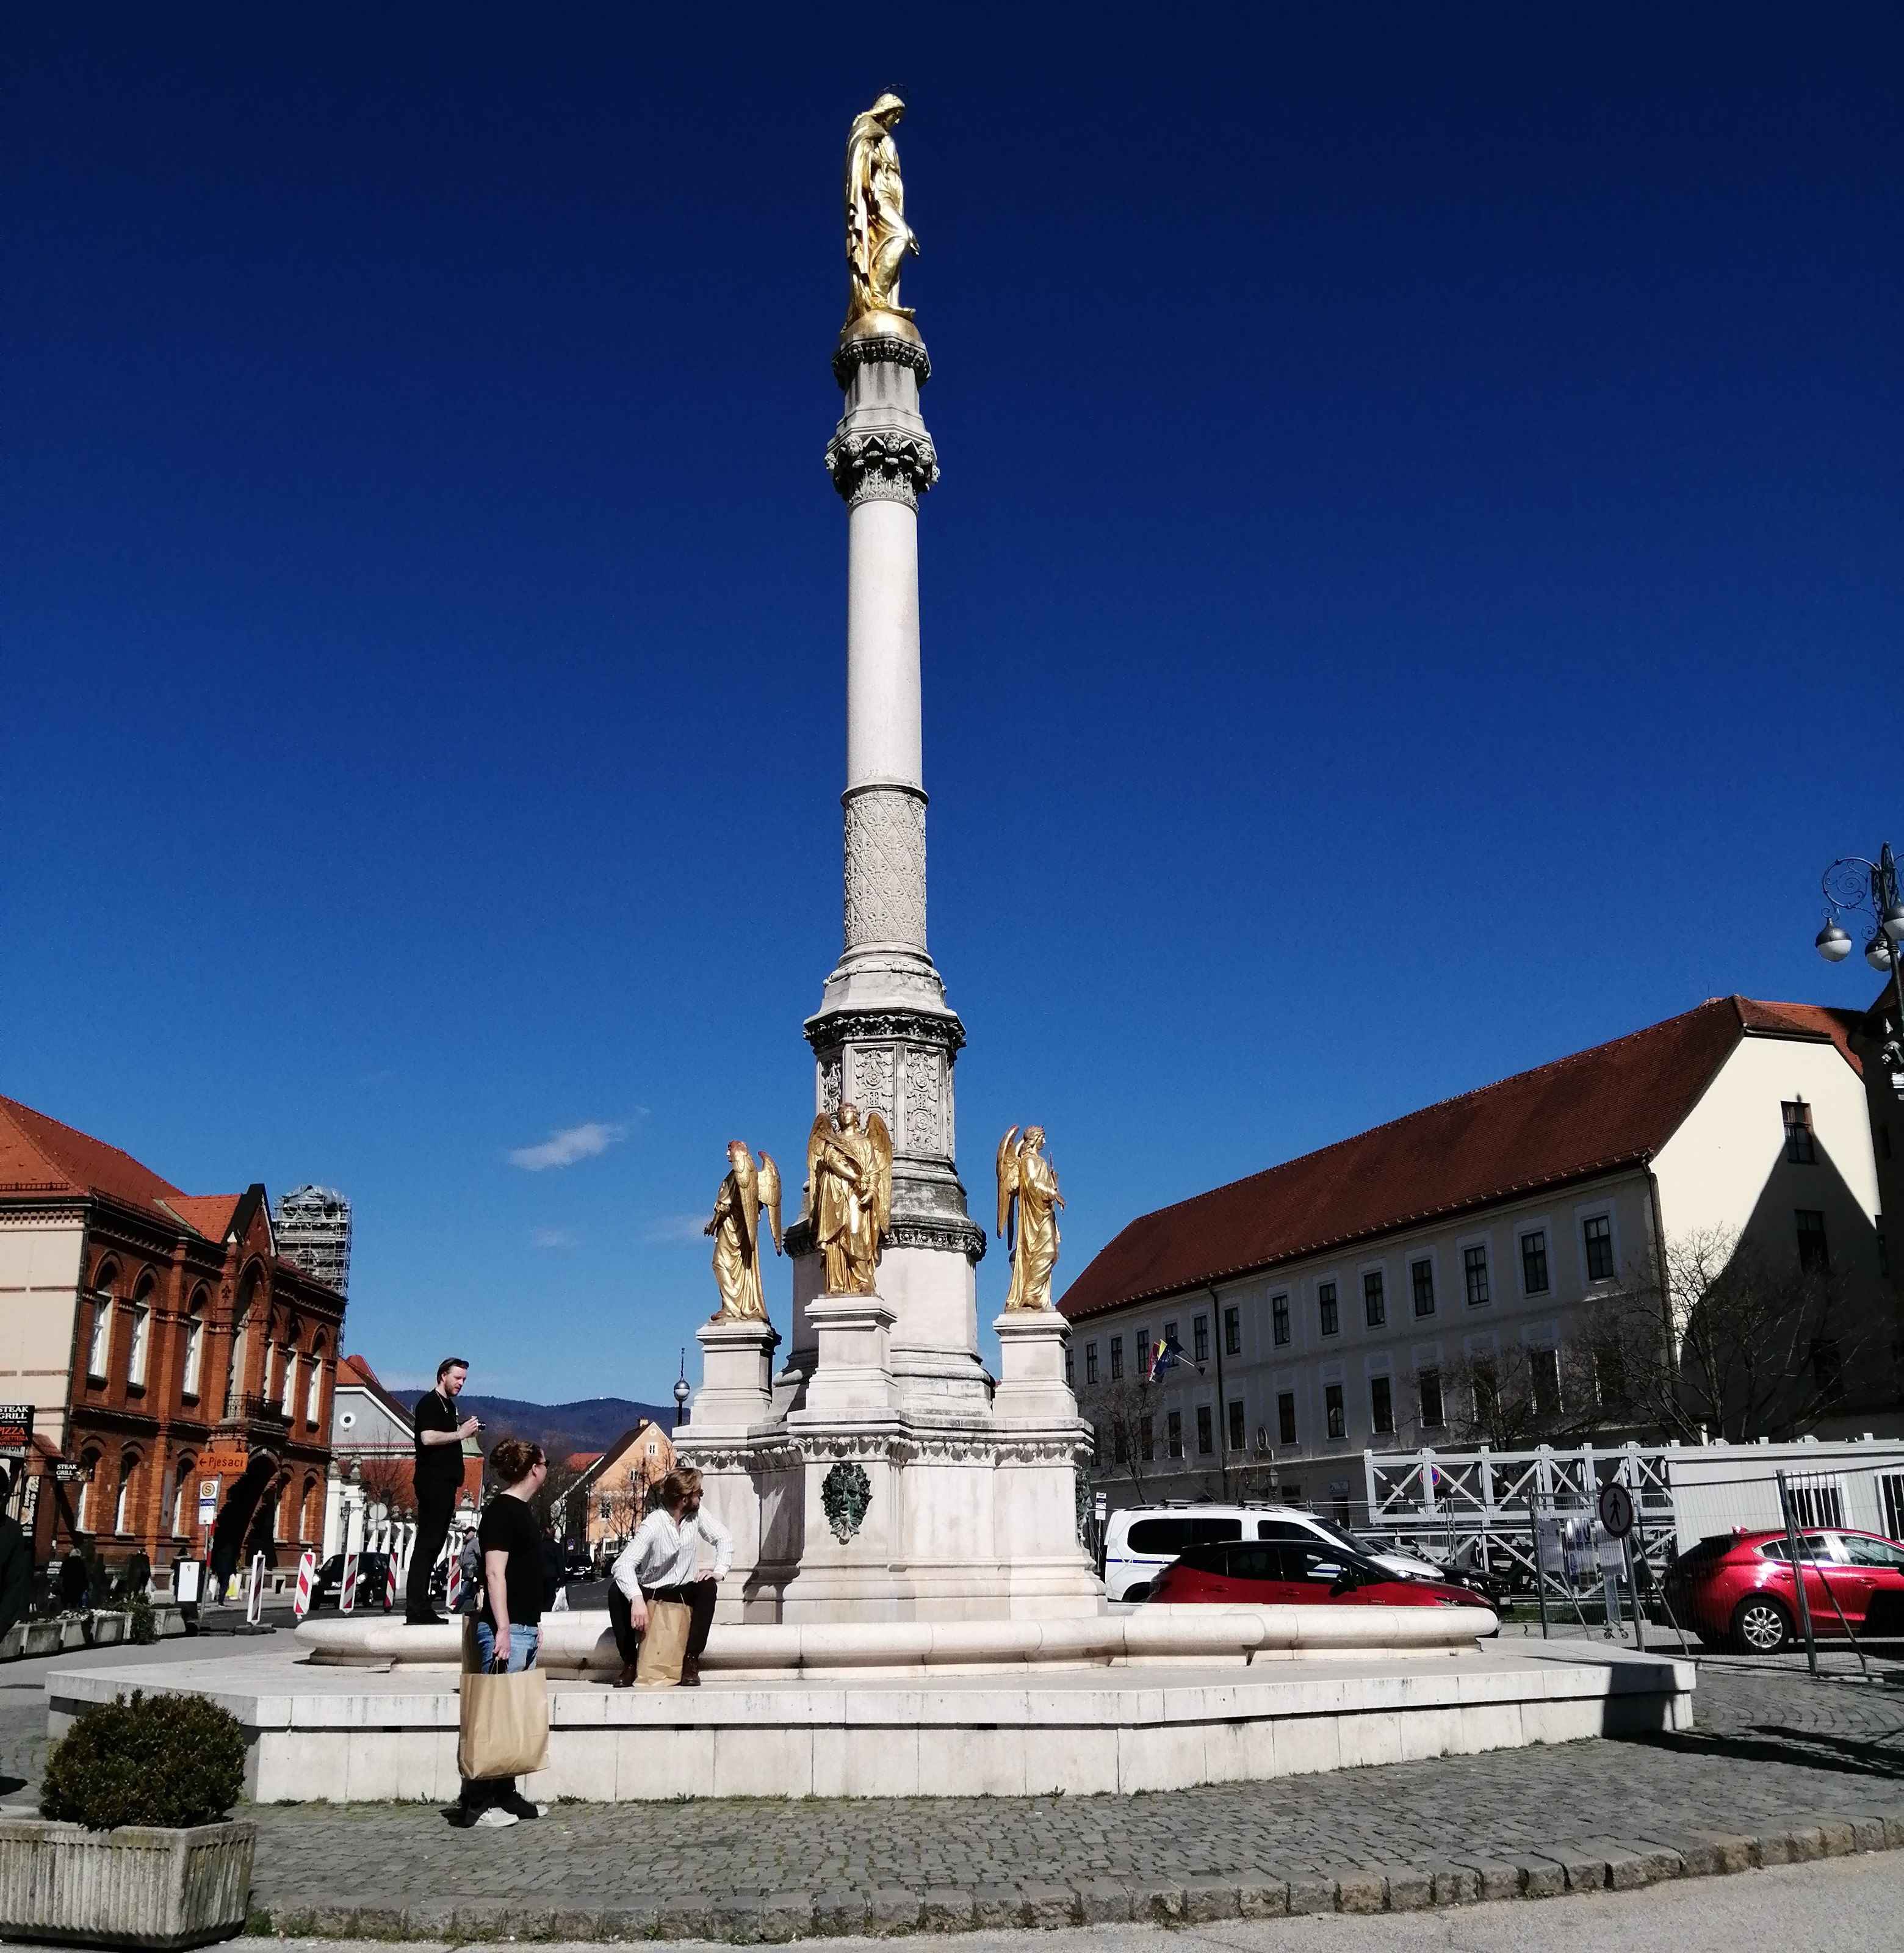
top-left (339, 1451), bottom-right (414, 1521)
top-left (1584, 1224), bottom-right (1883, 1444)
top-left (1415, 1341), bottom-right (1604, 1451)
top-left (1075, 1374), bottom-right (1160, 1505)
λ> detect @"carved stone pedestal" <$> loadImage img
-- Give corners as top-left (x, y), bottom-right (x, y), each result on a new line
top-left (792, 1293), bottom-right (899, 1425)
top-left (990, 1310), bottom-right (1077, 1428)
top-left (689, 1319), bottom-right (781, 1438)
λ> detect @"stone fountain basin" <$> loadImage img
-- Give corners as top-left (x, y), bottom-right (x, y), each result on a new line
top-left (294, 1602), bottom-right (1498, 1675)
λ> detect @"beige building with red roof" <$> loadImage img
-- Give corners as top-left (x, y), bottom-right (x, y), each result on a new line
top-left (1060, 997), bottom-right (1901, 1514)
top-left (0, 1093), bottom-right (346, 1575)
top-left (554, 1420), bottom-right (674, 1559)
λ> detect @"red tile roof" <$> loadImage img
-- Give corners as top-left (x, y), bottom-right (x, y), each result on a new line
top-left (0, 1095), bottom-right (188, 1215)
top-left (160, 1194), bottom-right (243, 1242)
top-left (566, 1451), bottom-right (605, 1473)
top-left (336, 1353), bottom-right (416, 1430)
top-left (1058, 996), bottom-right (1863, 1323)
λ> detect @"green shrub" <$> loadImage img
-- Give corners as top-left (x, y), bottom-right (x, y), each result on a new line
top-left (41, 1691), bottom-right (246, 1830)
top-left (127, 1592), bottom-right (157, 1645)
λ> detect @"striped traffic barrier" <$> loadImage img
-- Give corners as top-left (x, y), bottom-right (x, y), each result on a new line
top-left (384, 1553), bottom-right (397, 1611)
top-left (445, 1541), bottom-right (464, 1612)
top-left (341, 1551), bottom-right (358, 1614)
top-left (292, 1549), bottom-right (316, 1621)
top-left (245, 1552), bottom-right (265, 1626)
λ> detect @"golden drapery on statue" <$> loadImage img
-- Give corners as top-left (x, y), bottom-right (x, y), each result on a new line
top-left (707, 1143), bottom-right (782, 1322)
top-left (806, 1103), bottom-right (893, 1294)
top-left (843, 92), bottom-right (918, 330)
top-left (996, 1125), bottom-right (1064, 1312)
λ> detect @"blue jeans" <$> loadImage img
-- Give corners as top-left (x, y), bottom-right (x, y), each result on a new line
top-left (462, 1622), bottom-right (540, 1810)
top-left (475, 1620), bottom-right (539, 1673)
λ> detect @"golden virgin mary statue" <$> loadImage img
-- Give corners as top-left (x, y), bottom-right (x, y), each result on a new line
top-left (843, 92), bottom-right (918, 331)
top-left (996, 1125), bottom-right (1064, 1312)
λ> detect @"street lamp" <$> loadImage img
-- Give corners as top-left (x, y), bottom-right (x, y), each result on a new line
top-left (1814, 843), bottom-right (1904, 1073)
top-left (672, 1348), bottom-right (691, 1432)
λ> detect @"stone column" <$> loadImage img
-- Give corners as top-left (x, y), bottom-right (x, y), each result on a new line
top-left (784, 324), bottom-right (987, 1421)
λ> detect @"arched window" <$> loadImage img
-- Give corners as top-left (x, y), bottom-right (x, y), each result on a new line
top-left (170, 1454), bottom-right (197, 1536)
top-left (301, 1473), bottom-right (322, 1542)
top-left (225, 1271), bottom-right (260, 1417)
top-left (127, 1279), bottom-right (153, 1390)
top-left (75, 1449), bottom-right (102, 1532)
top-left (181, 1289), bottom-right (207, 1399)
top-left (112, 1449), bottom-right (139, 1535)
top-left (305, 1338), bottom-right (326, 1426)
top-left (87, 1265), bottom-right (117, 1381)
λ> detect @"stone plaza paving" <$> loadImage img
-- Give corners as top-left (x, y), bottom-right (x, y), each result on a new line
top-left (220, 1650), bottom-right (1904, 1941)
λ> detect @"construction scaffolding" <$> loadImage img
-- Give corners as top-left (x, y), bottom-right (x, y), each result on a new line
top-left (273, 1185), bottom-right (353, 1299)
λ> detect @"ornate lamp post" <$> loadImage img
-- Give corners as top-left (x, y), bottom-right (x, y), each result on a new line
top-left (671, 1349), bottom-right (691, 1434)
top-left (1814, 843), bottom-right (1904, 1055)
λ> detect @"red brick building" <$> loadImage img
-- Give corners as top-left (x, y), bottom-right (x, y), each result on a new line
top-left (0, 1094), bottom-right (346, 1575)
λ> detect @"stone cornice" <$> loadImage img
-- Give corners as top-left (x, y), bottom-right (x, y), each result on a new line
top-left (832, 334), bottom-right (932, 390)
top-left (804, 1008), bottom-right (967, 1055)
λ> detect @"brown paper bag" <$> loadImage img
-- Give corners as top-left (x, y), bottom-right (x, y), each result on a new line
top-left (458, 1664), bottom-right (550, 1778)
top-left (636, 1598), bottom-right (691, 1686)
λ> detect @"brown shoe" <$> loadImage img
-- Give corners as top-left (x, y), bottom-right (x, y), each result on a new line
top-left (680, 1655), bottom-right (701, 1688)
top-left (614, 1663), bottom-right (638, 1689)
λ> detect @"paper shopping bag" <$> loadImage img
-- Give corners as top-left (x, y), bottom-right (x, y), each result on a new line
top-left (458, 1664), bottom-right (550, 1778)
top-left (635, 1598), bottom-right (691, 1686)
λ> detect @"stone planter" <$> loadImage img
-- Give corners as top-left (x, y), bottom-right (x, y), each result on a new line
top-left (0, 1816), bottom-right (254, 1949)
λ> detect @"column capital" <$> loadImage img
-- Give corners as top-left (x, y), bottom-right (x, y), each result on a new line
top-left (824, 428), bottom-right (940, 508)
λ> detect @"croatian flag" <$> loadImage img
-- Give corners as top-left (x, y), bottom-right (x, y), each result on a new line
top-left (1145, 1330), bottom-right (1188, 1384)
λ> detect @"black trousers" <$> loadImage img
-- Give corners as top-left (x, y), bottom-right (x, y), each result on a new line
top-left (607, 1581), bottom-right (716, 1666)
top-left (407, 1482), bottom-right (455, 1622)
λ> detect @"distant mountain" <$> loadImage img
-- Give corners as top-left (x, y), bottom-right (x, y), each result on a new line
top-left (391, 1391), bottom-right (676, 1465)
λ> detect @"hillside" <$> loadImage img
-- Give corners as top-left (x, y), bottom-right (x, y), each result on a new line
top-left (391, 1391), bottom-right (676, 1465)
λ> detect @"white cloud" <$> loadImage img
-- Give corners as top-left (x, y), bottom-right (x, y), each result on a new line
top-left (507, 1121), bottom-right (627, 1172)
top-left (532, 1227), bottom-right (578, 1251)
top-left (643, 1213), bottom-right (709, 1245)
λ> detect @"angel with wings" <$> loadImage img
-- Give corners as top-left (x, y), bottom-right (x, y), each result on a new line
top-left (806, 1102), bottom-right (893, 1295)
top-left (706, 1142), bottom-right (782, 1323)
top-left (996, 1125), bottom-right (1064, 1312)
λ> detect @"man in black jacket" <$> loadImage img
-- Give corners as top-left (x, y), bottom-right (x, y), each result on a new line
top-left (408, 1357), bottom-right (479, 1625)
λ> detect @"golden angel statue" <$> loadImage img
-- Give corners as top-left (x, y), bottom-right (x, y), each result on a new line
top-left (805, 1102), bottom-right (893, 1294)
top-left (705, 1142), bottom-right (782, 1323)
top-left (996, 1125), bottom-right (1064, 1312)
top-left (843, 92), bottom-right (918, 329)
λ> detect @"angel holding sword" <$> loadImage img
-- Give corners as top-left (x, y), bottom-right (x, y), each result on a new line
top-left (706, 1142), bottom-right (782, 1323)
top-left (996, 1125), bottom-right (1064, 1312)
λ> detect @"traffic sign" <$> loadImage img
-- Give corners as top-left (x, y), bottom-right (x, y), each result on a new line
top-left (1597, 1480), bottom-right (1635, 1540)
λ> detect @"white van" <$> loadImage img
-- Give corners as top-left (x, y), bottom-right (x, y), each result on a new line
top-left (1102, 1504), bottom-right (1444, 1601)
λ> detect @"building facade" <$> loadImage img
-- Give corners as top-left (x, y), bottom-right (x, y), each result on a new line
top-left (1059, 997), bottom-right (1899, 1514)
top-left (0, 1095), bottom-right (347, 1573)
top-left (555, 1421), bottom-right (674, 1559)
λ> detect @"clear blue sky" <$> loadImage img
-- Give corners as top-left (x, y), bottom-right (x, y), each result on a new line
top-left (4, 10), bottom-right (1899, 1401)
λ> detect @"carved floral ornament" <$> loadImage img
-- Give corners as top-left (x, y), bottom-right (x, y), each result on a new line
top-left (678, 1431), bottom-right (1084, 1472)
top-left (824, 430), bottom-right (940, 507)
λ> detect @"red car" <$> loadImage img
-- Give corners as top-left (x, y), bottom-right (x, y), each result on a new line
top-left (1663, 1528), bottom-right (1904, 1653)
top-left (1149, 1538), bottom-right (1495, 1612)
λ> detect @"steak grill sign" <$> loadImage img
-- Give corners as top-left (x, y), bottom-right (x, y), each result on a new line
top-left (0, 1405), bottom-right (32, 1459)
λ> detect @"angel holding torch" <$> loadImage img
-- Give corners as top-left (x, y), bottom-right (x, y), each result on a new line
top-left (706, 1143), bottom-right (782, 1323)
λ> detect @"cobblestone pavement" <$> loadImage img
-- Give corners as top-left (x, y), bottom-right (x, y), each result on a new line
top-left (239, 1659), bottom-right (1904, 1940)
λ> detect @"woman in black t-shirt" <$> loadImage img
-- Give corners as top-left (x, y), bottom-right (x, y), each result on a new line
top-left (462, 1438), bottom-right (549, 1830)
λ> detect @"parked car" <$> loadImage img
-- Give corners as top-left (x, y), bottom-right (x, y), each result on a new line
top-left (1103, 1504), bottom-right (1443, 1602)
top-left (309, 1551), bottom-right (396, 1612)
top-left (1662, 1528), bottom-right (1904, 1653)
top-left (1147, 1538), bottom-right (1496, 1617)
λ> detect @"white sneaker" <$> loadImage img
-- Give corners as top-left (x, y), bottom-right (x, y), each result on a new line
top-left (471, 1805), bottom-right (519, 1828)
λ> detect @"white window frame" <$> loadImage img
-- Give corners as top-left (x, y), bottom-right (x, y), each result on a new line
top-left (181, 1304), bottom-right (204, 1398)
top-left (113, 1457), bottom-right (135, 1534)
top-left (87, 1295), bottom-right (112, 1381)
top-left (1316, 1271), bottom-right (1343, 1338)
top-left (1515, 1216), bottom-right (1556, 1298)
top-left (1574, 1200), bottom-right (1621, 1287)
top-left (171, 1459), bottom-right (195, 1536)
top-left (305, 1351), bottom-right (323, 1424)
top-left (127, 1297), bottom-right (151, 1388)
top-left (1408, 1250), bottom-right (1439, 1319)
top-left (1358, 1259), bottom-right (1388, 1329)
top-left (1455, 1232), bottom-right (1492, 1309)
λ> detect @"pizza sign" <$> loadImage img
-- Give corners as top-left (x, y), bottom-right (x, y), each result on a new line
top-left (0, 1405), bottom-right (32, 1459)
